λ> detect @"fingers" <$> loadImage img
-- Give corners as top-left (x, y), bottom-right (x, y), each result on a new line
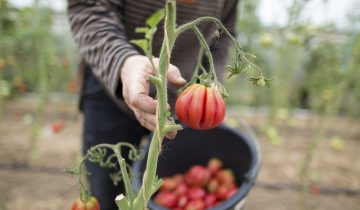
top-left (167, 64), bottom-right (186, 87)
top-left (132, 107), bottom-right (177, 139)
top-left (121, 56), bottom-right (182, 138)
top-left (132, 108), bottom-right (157, 131)
top-left (152, 58), bottom-right (186, 87)
top-left (128, 91), bottom-right (157, 114)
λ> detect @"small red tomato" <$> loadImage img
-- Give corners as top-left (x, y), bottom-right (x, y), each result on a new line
top-left (187, 187), bottom-right (206, 200)
top-left (161, 177), bottom-right (178, 192)
top-left (226, 188), bottom-right (238, 199)
top-left (207, 158), bottom-right (223, 174)
top-left (71, 196), bottom-right (100, 210)
top-left (310, 185), bottom-right (321, 195)
top-left (174, 182), bottom-right (188, 195)
top-left (206, 178), bottom-right (219, 193)
top-left (185, 199), bottom-right (205, 210)
top-left (173, 174), bottom-right (185, 183)
top-left (51, 119), bottom-right (65, 133)
top-left (67, 80), bottom-right (78, 93)
top-left (216, 185), bottom-right (230, 201)
top-left (216, 169), bottom-right (235, 185)
top-left (155, 192), bottom-right (178, 208)
top-left (175, 83), bottom-right (226, 130)
top-left (185, 165), bottom-right (211, 187)
top-left (204, 193), bottom-right (217, 208)
top-left (177, 194), bottom-right (189, 208)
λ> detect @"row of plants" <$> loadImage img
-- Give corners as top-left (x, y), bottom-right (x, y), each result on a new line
top-left (226, 0), bottom-right (360, 118)
top-left (0, 0), bottom-right (78, 160)
top-left (228, 1), bottom-right (360, 209)
top-left (0, 0), bottom-right (78, 112)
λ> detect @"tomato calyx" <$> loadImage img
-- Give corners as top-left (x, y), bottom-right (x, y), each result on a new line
top-left (226, 52), bottom-right (246, 79)
top-left (248, 77), bottom-right (272, 87)
top-left (197, 72), bottom-right (212, 87)
top-left (80, 188), bottom-right (91, 203)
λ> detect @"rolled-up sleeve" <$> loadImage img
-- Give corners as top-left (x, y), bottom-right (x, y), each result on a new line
top-left (67, 0), bottom-right (139, 98)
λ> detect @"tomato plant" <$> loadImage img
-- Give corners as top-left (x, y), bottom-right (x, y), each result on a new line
top-left (175, 84), bottom-right (226, 130)
top-left (71, 196), bottom-right (100, 210)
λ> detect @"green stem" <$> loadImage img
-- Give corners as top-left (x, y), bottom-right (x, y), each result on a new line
top-left (133, 1), bottom-right (178, 209)
top-left (192, 26), bottom-right (218, 84)
top-left (191, 47), bottom-right (204, 83)
top-left (116, 195), bottom-right (131, 210)
top-left (114, 146), bottom-right (136, 205)
top-left (163, 124), bottom-right (183, 134)
top-left (76, 143), bottom-right (138, 204)
top-left (176, 16), bottom-right (241, 51)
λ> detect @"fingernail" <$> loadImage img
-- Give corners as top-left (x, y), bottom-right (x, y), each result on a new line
top-left (178, 76), bottom-right (186, 83)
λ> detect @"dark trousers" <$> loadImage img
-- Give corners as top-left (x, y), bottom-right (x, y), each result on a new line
top-left (82, 69), bottom-right (149, 210)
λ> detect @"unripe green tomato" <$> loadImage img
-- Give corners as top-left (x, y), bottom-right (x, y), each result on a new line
top-left (259, 33), bottom-right (274, 48)
top-left (304, 26), bottom-right (317, 37)
top-left (286, 32), bottom-right (303, 46)
top-left (0, 80), bottom-right (10, 97)
top-left (257, 78), bottom-right (266, 87)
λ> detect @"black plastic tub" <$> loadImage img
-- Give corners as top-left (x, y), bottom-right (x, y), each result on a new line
top-left (132, 124), bottom-right (260, 210)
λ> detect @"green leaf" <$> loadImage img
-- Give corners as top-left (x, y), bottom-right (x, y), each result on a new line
top-left (130, 39), bottom-right (149, 52)
top-left (135, 27), bottom-right (150, 34)
top-left (145, 27), bottom-right (157, 40)
top-left (145, 9), bottom-right (165, 27)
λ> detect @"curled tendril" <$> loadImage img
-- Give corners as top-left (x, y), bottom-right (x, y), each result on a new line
top-left (88, 148), bottom-right (107, 163)
top-left (129, 148), bottom-right (145, 161)
top-left (99, 154), bottom-right (117, 169)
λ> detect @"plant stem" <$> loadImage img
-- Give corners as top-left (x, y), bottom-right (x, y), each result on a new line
top-left (192, 26), bottom-right (218, 84)
top-left (191, 47), bottom-right (204, 83)
top-left (114, 147), bottom-right (136, 205)
top-left (176, 16), bottom-right (241, 51)
top-left (133, 1), bottom-right (180, 209)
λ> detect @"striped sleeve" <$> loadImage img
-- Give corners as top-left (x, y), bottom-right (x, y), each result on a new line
top-left (67, 0), bottom-right (139, 98)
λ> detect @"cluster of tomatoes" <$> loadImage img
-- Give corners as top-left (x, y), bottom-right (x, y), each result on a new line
top-left (154, 158), bottom-right (238, 210)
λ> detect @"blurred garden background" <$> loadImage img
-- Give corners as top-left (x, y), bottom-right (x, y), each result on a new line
top-left (0, 0), bottom-right (359, 209)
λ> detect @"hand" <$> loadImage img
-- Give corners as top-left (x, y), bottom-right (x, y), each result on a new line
top-left (121, 55), bottom-right (186, 139)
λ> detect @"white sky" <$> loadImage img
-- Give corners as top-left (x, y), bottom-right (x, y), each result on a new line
top-left (258, 0), bottom-right (360, 28)
top-left (9, 0), bottom-right (360, 29)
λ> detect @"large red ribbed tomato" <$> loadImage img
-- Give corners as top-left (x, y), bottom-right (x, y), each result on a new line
top-left (71, 196), bottom-right (100, 210)
top-left (175, 83), bottom-right (226, 130)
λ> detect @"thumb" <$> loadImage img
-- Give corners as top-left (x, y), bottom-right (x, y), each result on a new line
top-left (167, 64), bottom-right (186, 87)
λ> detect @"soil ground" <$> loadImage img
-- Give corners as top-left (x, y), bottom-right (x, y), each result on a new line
top-left (0, 99), bottom-right (359, 210)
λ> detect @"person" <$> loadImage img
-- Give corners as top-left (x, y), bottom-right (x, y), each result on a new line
top-left (67, 0), bottom-right (239, 209)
